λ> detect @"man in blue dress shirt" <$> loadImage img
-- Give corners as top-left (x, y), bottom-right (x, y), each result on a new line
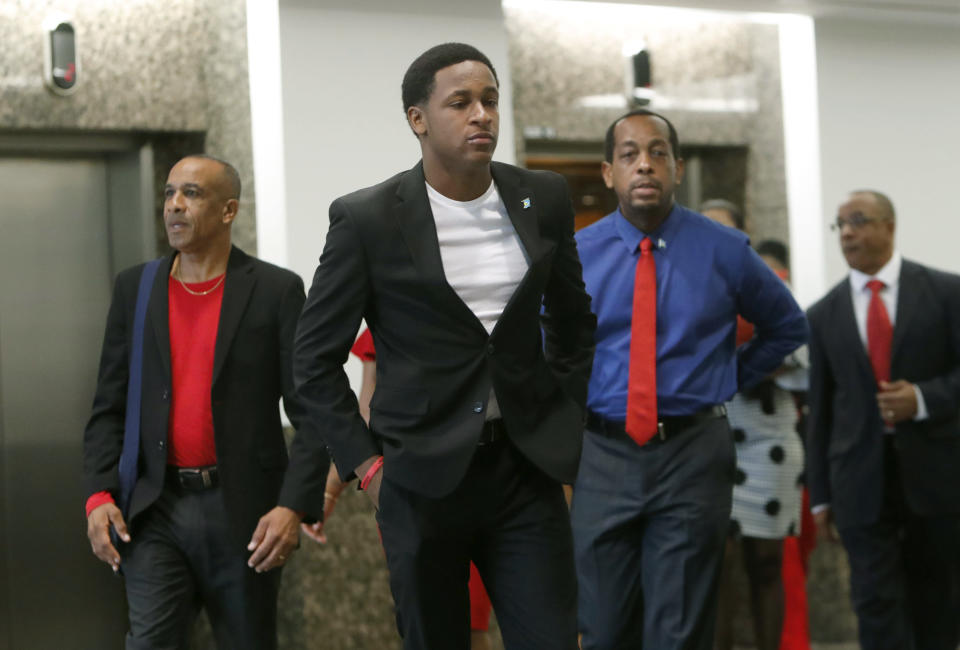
top-left (571, 109), bottom-right (808, 649)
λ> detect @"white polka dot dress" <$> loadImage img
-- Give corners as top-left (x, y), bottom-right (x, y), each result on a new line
top-left (726, 384), bottom-right (805, 539)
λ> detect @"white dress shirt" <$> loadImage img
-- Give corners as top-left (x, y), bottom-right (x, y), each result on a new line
top-left (427, 180), bottom-right (529, 420)
top-left (848, 251), bottom-right (928, 424)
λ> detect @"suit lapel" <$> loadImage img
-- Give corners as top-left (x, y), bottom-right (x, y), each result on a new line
top-left (148, 254), bottom-right (175, 380)
top-left (837, 279), bottom-right (875, 381)
top-left (891, 260), bottom-right (921, 361)
top-left (491, 162), bottom-right (543, 264)
top-left (212, 246), bottom-right (256, 384)
top-left (395, 163), bottom-right (449, 289)
top-left (395, 162), bottom-right (486, 332)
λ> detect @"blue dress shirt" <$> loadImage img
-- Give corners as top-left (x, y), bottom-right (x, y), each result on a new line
top-left (576, 204), bottom-right (808, 419)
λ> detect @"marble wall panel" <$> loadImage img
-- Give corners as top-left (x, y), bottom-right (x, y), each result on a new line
top-left (504, 5), bottom-right (789, 250)
top-left (0, 0), bottom-right (256, 250)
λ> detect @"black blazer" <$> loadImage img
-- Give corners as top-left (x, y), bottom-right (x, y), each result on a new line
top-left (83, 246), bottom-right (328, 544)
top-left (807, 259), bottom-right (960, 527)
top-left (282, 161), bottom-right (596, 499)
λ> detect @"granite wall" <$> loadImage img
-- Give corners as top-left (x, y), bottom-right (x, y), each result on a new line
top-left (504, 4), bottom-right (789, 248)
top-left (0, 0), bottom-right (257, 252)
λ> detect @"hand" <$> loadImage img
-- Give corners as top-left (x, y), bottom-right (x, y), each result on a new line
top-left (355, 456), bottom-right (383, 510)
top-left (813, 507), bottom-right (839, 543)
top-left (877, 380), bottom-right (918, 424)
top-left (301, 463), bottom-right (346, 544)
top-left (87, 502), bottom-right (130, 572)
top-left (247, 506), bottom-right (302, 573)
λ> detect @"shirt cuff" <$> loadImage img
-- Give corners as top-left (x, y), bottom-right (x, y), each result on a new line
top-left (811, 503), bottom-right (830, 515)
top-left (912, 383), bottom-right (929, 421)
top-left (85, 491), bottom-right (115, 518)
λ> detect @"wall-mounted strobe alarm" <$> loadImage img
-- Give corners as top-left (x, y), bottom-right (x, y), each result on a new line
top-left (43, 14), bottom-right (79, 95)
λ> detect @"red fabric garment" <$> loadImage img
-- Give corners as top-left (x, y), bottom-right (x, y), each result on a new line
top-left (780, 488), bottom-right (815, 650)
top-left (166, 274), bottom-right (224, 467)
top-left (469, 561), bottom-right (492, 631)
top-left (866, 279), bottom-right (892, 385)
top-left (85, 490), bottom-right (115, 517)
top-left (626, 238), bottom-right (657, 445)
top-left (735, 316), bottom-right (755, 347)
top-left (780, 536), bottom-right (810, 650)
top-left (351, 328), bottom-right (376, 361)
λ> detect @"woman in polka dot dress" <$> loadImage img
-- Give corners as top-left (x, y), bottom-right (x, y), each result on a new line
top-left (715, 241), bottom-right (807, 650)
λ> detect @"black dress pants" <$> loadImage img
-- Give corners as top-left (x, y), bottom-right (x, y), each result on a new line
top-left (119, 479), bottom-right (281, 650)
top-left (572, 416), bottom-right (735, 649)
top-left (838, 436), bottom-right (960, 650)
top-left (375, 439), bottom-right (579, 650)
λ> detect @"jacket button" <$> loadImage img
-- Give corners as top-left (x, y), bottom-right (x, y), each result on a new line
top-left (162, 389), bottom-right (170, 401)
top-left (472, 401), bottom-right (484, 413)
top-left (158, 440), bottom-right (165, 450)
top-left (487, 343), bottom-right (495, 355)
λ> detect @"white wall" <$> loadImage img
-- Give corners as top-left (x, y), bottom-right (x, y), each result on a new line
top-left (815, 17), bottom-right (960, 286)
top-left (779, 14), bottom-right (824, 309)
top-left (278, 0), bottom-right (516, 282)
top-left (276, 0), bottom-right (516, 389)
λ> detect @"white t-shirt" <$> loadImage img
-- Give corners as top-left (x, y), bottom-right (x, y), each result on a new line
top-left (426, 180), bottom-right (529, 419)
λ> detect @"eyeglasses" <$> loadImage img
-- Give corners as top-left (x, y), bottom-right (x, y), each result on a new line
top-left (829, 212), bottom-right (888, 231)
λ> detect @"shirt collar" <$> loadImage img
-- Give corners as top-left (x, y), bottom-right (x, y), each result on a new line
top-left (613, 203), bottom-right (683, 254)
top-left (849, 250), bottom-right (902, 293)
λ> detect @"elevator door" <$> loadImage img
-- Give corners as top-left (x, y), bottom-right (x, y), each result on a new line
top-left (0, 156), bottom-right (127, 648)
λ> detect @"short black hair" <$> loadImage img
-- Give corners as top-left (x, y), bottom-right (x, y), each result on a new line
top-left (184, 154), bottom-right (241, 200)
top-left (756, 239), bottom-right (789, 269)
top-left (700, 198), bottom-right (745, 231)
top-left (401, 42), bottom-right (498, 112)
top-left (604, 108), bottom-right (681, 162)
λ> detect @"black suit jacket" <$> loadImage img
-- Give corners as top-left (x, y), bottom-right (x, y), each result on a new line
top-left (282, 161), bottom-right (596, 499)
top-left (84, 246), bottom-right (328, 545)
top-left (807, 259), bottom-right (960, 527)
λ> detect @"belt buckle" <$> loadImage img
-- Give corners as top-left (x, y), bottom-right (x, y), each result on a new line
top-left (657, 421), bottom-right (666, 441)
top-left (200, 468), bottom-right (213, 488)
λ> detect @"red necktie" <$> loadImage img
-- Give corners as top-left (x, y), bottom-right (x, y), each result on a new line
top-left (866, 279), bottom-right (892, 384)
top-left (626, 237), bottom-right (657, 445)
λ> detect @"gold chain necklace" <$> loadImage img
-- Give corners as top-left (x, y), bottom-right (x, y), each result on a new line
top-left (173, 257), bottom-right (225, 296)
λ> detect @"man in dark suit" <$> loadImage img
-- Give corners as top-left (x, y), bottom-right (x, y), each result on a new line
top-left (807, 189), bottom-right (960, 650)
top-left (285, 43), bottom-right (596, 649)
top-left (83, 155), bottom-right (327, 649)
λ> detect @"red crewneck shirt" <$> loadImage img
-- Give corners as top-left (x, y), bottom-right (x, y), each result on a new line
top-left (85, 272), bottom-right (225, 516)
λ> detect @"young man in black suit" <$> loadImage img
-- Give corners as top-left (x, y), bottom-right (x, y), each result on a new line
top-left (83, 155), bottom-right (328, 649)
top-left (807, 189), bottom-right (960, 650)
top-left (285, 43), bottom-right (596, 649)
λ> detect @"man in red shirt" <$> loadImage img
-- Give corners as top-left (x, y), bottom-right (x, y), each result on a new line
top-left (83, 155), bottom-right (327, 649)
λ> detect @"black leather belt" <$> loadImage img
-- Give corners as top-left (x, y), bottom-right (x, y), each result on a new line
top-left (168, 465), bottom-right (219, 491)
top-left (478, 418), bottom-right (507, 446)
top-left (586, 405), bottom-right (727, 445)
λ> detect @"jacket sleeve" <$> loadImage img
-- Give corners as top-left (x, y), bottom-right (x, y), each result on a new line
top-left (735, 243), bottom-right (809, 390)
top-left (283, 197), bottom-right (380, 494)
top-left (540, 174), bottom-right (597, 409)
top-left (82, 272), bottom-right (131, 499)
top-left (805, 308), bottom-right (833, 509)
top-left (276, 273), bottom-right (330, 521)
top-left (913, 269), bottom-right (960, 422)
